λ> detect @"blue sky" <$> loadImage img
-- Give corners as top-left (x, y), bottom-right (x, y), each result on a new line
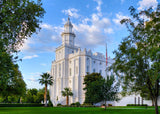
top-left (17, 0), bottom-right (159, 89)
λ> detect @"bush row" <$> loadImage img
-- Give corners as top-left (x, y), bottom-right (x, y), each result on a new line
top-left (70, 102), bottom-right (81, 107)
top-left (57, 102), bottom-right (96, 107)
top-left (0, 103), bottom-right (44, 107)
top-left (102, 104), bottom-right (112, 106)
top-left (127, 104), bottom-right (148, 106)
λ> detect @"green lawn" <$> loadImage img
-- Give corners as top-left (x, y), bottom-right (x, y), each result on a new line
top-left (0, 107), bottom-right (158, 114)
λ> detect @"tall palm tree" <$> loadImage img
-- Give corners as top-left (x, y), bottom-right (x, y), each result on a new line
top-left (61, 87), bottom-right (73, 105)
top-left (39, 73), bottom-right (53, 107)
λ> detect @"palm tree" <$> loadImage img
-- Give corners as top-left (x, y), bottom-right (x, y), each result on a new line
top-left (61, 87), bottom-right (73, 105)
top-left (39, 73), bottom-right (53, 107)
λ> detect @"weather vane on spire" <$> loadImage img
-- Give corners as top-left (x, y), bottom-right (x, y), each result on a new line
top-left (68, 14), bottom-right (71, 20)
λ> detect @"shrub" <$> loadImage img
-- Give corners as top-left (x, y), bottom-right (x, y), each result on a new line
top-left (75, 102), bottom-right (81, 107)
top-left (81, 103), bottom-right (95, 107)
top-left (48, 100), bottom-right (53, 107)
top-left (57, 103), bottom-right (62, 106)
top-left (0, 103), bottom-right (43, 107)
top-left (108, 104), bottom-right (112, 107)
top-left (70, 103), bottom-right (75, 107)
top-left (127, 104), bottom-right (148, 106)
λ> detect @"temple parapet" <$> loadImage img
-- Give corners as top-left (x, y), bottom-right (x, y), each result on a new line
top-left (68, 47), bottom-right (105, 61)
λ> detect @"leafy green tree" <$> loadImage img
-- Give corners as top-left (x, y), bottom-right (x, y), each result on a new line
top-left (111, 4), bottom-right (160, 114)
top-left (101, 75), bottom-right (119, 110)
top-left (0, 0), bottom-right (45, 52)
top-left (0, 0), bottom-right (45, 97)
top-left (140, 86), bottom-right (154, 106)
top-left (39, 73), bottom-right (53, 107)
top-left (34, 88), bottom-right (50, 103)
top-left (25, 88), bottom-right (38, 103)
top-left (30, 88), bottom-right (38, 96)
top-left (83, 73), bottom-right (104, 105)
top-left (0, 62), bottom-right (26, 102)
top-left (61, 88), bottom-right (73, 105)
top-left (34, 89), bottom-right (44, 103)
top-left (7, 96), bottom-right (18, 103)
top-left (21, 88), bottom-right (51, 104)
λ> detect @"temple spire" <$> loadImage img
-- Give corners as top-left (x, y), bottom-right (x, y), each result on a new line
top-left (61, 17), bottom-right (75, 46)
top-left (68, 14), bottom-right (71, 21)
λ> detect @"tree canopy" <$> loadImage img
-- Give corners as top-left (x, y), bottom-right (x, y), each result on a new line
top-left (111, 4), bottom-right (160, 114)
top-left (0, 0), bottom-right (45, 98)
top-left (101, 75), bottom-right (119, 110)
top-left (83, 73), bottom-right (104, 104)
top-left (0, 59), bottom-right (26, 97)
top-left (0, 0), bottom-right (45, 52)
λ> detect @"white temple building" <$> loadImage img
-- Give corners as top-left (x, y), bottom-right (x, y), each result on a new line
top-left (49, 17), bottom-right (160, 106)
top-left (49, 17), bottom-right (111, 105)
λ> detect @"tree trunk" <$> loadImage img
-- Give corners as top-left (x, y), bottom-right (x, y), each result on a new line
top-left (154, 97), bottom-right (159, 114)
top-left (105, 100), bottom-right (107, 110)
top-left (5, 96), bottom-right (8, 103)
top-left (152, 98), bottom-right (155, 106)
top-left (154, 79), bottom-right (159, 114)
top-left (66, 96), bottom-right (69, 105)
top-left (44, 84), bottom-right (47, 107)
top-left (20, 97), bottom-right (22, 104)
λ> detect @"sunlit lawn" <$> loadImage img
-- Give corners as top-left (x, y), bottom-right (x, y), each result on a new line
top-left (0, 106), bottom-right (158, 114)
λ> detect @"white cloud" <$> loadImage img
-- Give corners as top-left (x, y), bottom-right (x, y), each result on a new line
top-left (94, 0), bottom-right (102, 16)
top-left (40, 63), bottom-right (47, 66)
top-left (62, 8), bottom-right (80, 18)
top-left (20, 23), bottom-right (63, 53)
top-left (41, 23), bottom-right (53, 31)
top-left (23, 72), bottom-right (43, 89)
top-left (27, 78), bottom-right (38, 82)
top-left (104, 28), bottom-right (114, 34)
top-left (26, 72), bottom-right (40, 82)
top-left (59, 0), bottom-right (112, 49)
top-left (23, 54), bottom-right (38, 59)
top-left (22, 0), bottom-right (113, 54)
top-left (73, 15), bottom-right (112, 48)
top-left (113, 12), bottom-right (130, 25)
top-left (29, 72), bottom-right (41, 76)
top-left (138, 0), bottom-right (158, 10)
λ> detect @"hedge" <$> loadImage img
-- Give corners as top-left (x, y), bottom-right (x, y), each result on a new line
top-left (127, 104), bottom-right (148, 106)
top-left (0, 103), bottom-right (44, 107)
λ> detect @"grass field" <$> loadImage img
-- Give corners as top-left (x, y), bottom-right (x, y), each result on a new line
top-left (0, 106), bottom-right (158, 114)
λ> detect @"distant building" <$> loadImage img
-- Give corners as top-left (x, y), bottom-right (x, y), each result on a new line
top-left (49, 17), bottom-right (111, 105)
